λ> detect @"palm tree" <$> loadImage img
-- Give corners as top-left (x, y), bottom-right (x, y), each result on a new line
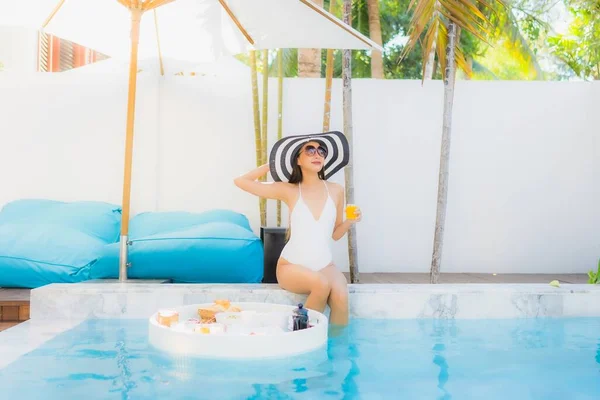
top-left (424, 1), bottom-right (546, 80)
top-left (367, 0), bottom-right (385, 78)
top-left (402, 0), bottom-right (506, 283)
top-left (299, 0), bottom-right (324, 77)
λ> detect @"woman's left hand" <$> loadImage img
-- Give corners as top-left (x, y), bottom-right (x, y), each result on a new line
top-left (349, 208), bottom-right (362, 224)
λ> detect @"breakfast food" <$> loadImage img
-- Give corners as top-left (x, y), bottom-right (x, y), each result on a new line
top-left (156, 309), bottom-right (179, 327)
top-left (194, 323), bottom-right (225, 334)
top-left (197, 299), bottom-right (242, 322)
top-left (194, 324), bottom-right (211, 334)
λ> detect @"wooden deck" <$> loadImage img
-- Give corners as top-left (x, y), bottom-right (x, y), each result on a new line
top-left (0, 288), bottom-right (31, 332)
top-left (343, 273), bottom-right (589, 284)
top-left (0, 273), bottom-right (589, 332)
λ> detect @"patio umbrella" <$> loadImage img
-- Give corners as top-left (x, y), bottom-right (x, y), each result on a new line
top-left (64, 56), bottom-right (250, 78)
top-left (1, 0), bottom-right (382, 281)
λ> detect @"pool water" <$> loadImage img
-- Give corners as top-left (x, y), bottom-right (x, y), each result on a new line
top-left (1, 318), bottom-right (599, 399)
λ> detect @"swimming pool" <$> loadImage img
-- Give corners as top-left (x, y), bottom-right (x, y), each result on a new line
top-left (1, 317), bottom-right (599, 399)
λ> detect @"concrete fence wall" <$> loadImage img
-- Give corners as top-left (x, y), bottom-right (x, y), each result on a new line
top-left (0, 72), bottom-right (597, 274)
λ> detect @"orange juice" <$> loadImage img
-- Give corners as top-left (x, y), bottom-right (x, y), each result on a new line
top-left (345, 204), bottom-right (358, 220)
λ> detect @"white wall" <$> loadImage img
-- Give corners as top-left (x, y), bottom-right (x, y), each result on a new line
top-left (0, 73), bottom-right (597, 274)
top-left (0, 73), bottom-right (160, 213)
top-left (0, 27), bottom-right (38, 72)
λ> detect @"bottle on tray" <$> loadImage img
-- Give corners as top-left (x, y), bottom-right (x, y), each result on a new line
top-left (291, 303), bottom-right (309, 331)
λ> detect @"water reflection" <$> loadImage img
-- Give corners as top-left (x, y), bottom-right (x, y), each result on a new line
top-left (330, 325), bottom-right (360, 399)
top-left (428, 320), bottom-right (454, 400)
top-left (146, 324), bottom-right (362, 399)
top-left (114, 326), bottom-right (135, 398)
top-left (433, 344), bottom-right (451, 400)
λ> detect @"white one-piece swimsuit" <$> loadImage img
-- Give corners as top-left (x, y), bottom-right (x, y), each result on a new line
top-left (280, 181), bottom-right (336, 271)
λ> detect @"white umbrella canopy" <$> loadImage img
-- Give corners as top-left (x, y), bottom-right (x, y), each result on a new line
top-left (64, 56), bottom-right (250, 78)
top-left (1, 0), bottom-right (381, 62)
top-left (1, 0), bottom-right (382, 281)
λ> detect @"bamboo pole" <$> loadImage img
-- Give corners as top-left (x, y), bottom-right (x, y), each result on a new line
top-left (119, 7), bottom-right (143, 282)
top-left (260, 49), bottom-right (269, 227)
top-left (276, 48), bottom-right (283, 227)
top-left (342, 0), bottom-right (359, 283)
top-left (323, 0), bottom-right (337, 131)
top-left (249, 51), bottom-right (264, 226)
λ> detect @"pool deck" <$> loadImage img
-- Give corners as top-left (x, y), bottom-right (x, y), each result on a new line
top-left (0, 273), bottom-right (591, 332)
top-left (344, 273), bottom-right (588, 284)
top-left (0, 288), bottom-right (30, 332)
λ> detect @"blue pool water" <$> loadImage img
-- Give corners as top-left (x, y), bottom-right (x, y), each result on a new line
top-left (1, 318), bottom-right (599, 399)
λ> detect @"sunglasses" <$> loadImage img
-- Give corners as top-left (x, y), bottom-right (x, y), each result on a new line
top-left (302, 145), bottom-right (328, 158)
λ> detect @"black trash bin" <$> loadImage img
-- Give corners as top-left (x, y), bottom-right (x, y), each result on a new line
top-left (260, 227), bottom-right (287, 283)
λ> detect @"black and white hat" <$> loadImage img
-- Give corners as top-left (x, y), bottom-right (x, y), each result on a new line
top-left (269, 131), bottom-right (350, 182)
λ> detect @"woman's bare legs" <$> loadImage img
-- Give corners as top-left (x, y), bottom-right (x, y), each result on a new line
top-left (320, 264), bottom-right (349, 325)
top-left (276, 260), bottom-right (331, 312)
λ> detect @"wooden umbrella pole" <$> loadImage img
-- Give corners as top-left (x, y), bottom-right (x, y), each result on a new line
top-left (119, 7), bottom-right (143, 282)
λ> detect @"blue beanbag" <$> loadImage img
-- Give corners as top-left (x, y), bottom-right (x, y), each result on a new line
top-left (0, 199), bottom-right (122, 243)
top-left (129, 209), bottom-right (253, 238)
top-left (90, 210), bottom-right (264, 283)
top-left (0, 199), bottom-right (122, 288)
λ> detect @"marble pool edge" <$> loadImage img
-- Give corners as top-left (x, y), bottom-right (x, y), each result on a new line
top-left (29, 282), bottom-right (600, 321)
top-left (1, 282), bottom-right (599, 370)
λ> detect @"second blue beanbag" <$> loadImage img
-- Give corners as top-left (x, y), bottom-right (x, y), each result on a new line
top-left (91, 210), bottom-right (264, 283)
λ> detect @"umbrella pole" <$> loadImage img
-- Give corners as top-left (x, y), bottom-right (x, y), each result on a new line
top-left (119, 7), bottom-right (143, 282)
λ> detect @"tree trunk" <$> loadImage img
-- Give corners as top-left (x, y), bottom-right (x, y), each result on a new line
top-left (249, 51), bottom-right (265, 227)
top-left (430, 22), bottom-right (458, 284)
top-left (343, 0), bottom-right (359, 283)
top-left (298, 0), bottom-right (324, 77)
top-left (276, 48), bottom-right (284, 226)
top-left (367, 0), bottom-right (384, 79)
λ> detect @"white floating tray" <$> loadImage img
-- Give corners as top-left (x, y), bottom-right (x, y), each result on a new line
top-left (148, 302), bottom-right (328, 359)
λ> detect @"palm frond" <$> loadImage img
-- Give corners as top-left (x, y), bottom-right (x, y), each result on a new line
top-left (402, 0), bottom-right (506, 80)
top-left (436, 23), bottom-right (449, 74)
top-left (421, 18), bottom-right (440, 79)
top-left (455, 46), bottom-right (473, 76)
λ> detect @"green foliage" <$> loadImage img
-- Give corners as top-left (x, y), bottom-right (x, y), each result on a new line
top-left (548, 1), bottom-right (600, 80)
top-left (236, 0), bottom-right (432, 79)
top-left (588, 259), bottom-right (600, 284)
top-left (470, 39), bottom-right (542, 80)
top-left (237, 0), bottom-right (573, 80)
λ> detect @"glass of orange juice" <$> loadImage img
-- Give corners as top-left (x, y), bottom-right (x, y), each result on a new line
top-left (345, 204), bottom-right (358, 220)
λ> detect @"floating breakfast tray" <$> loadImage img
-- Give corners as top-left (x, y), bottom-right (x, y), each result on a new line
top-left (148, 302), bottom-right (328, 359)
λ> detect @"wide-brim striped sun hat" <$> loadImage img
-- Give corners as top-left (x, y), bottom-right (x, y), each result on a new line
top-left (269, 131), bottom-right (350, 182)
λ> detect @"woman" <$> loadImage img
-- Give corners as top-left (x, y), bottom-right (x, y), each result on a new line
top-left (234, 132), bottom-right (361, 326)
